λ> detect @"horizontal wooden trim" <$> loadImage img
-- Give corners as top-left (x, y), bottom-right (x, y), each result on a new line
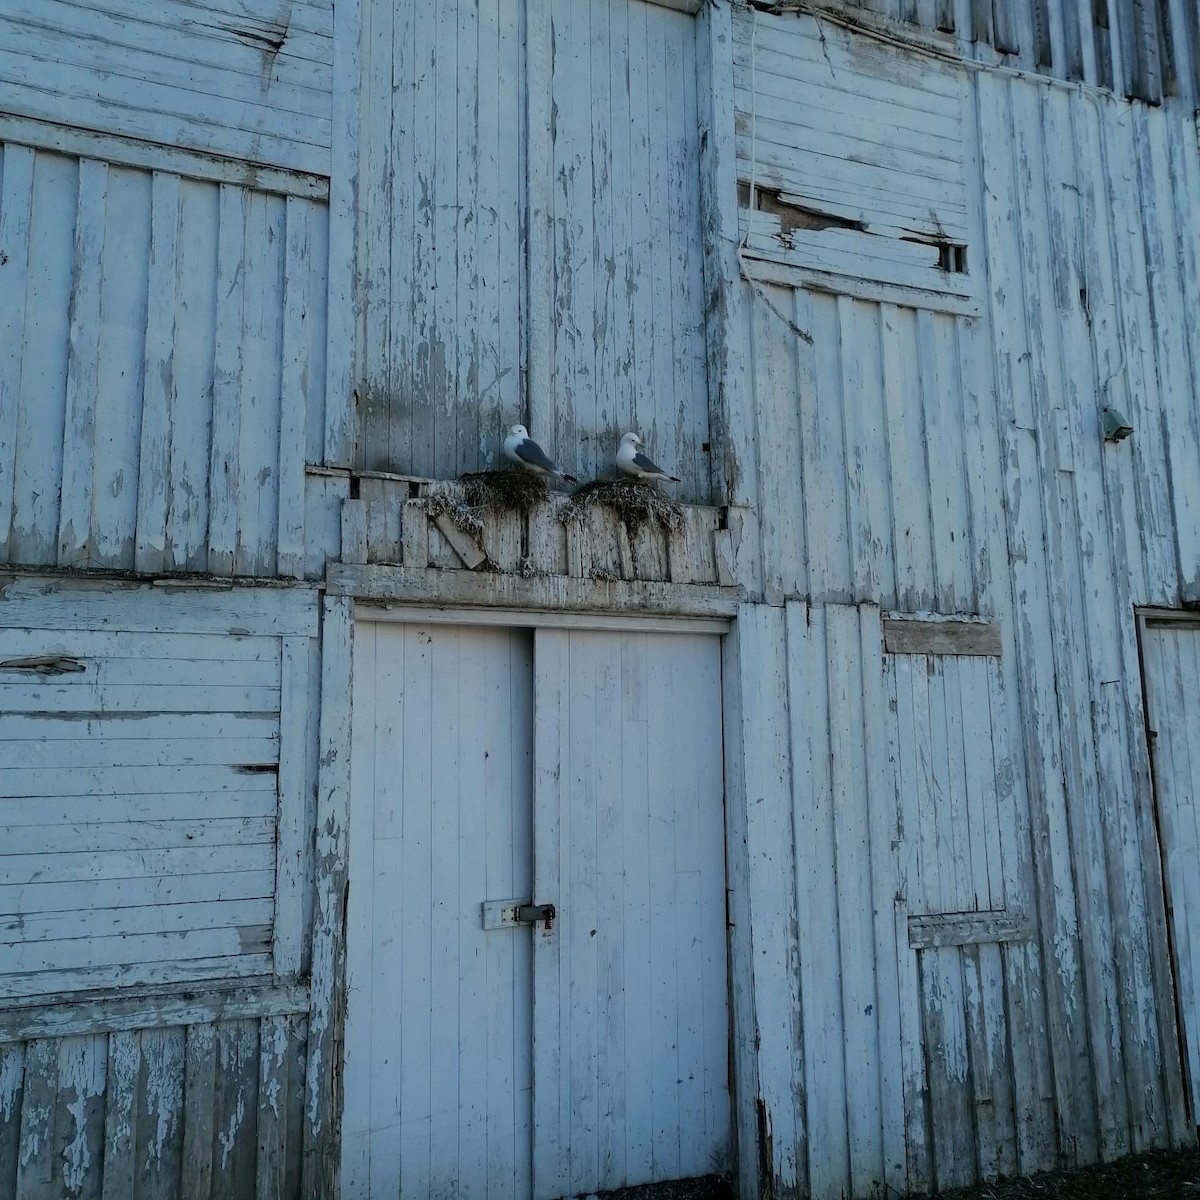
top-left (740, 251), bottom-right (981, 317)
top-left (0, 979), bottom-right (309, 1043)
top-left (329, 564), bottom-right (743, 620)
top-left (646, 0), bottom-right (703, 12)
top-left (0, 112), bottom-right (330, 198)
top-left (355, 603), bottom-right (731, 635)
top-left (1139, 608), bottom-right (1200, 630)
top-left (883, 618), bottom-right (1001, 656)
top-left (0, 574), bottom-right (320, 637)
top-left (908, 910), bottom-right (1030, 949)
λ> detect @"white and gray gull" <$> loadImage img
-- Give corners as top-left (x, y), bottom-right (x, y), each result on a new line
top-left (503, 424), bottom-right (578, 483)
top-left (616, 432), bottom-right (681, 483)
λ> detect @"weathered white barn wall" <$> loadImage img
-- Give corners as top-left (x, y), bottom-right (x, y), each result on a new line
top-left (352, 0), bottom-right (525, 482)
top-left (0, 579), bottom-right (324, 1199)
top-left (0, 0), bottom-right (334, 177)
top-left (732, 9), bottom-right (1198, 1195)
top-left (0, 1017), bottom-right (308, 1200)
top-left (353, 0), bottom-right (714, 501)
top-left (0, 139), bottom-right (331, 578)
top-left (537, 0), bottom-right (712, 501)
top-left (745, 0), bottom-right (1200, 108)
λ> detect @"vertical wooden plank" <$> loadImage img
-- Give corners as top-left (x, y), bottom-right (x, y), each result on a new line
top-left (134, 171), bottom-right (181, 575)
top-left (135, 1028), bottom-right (184, 1200)
top-left (15, 1039), bottom-right (56, 1200)
top-left (427, 629), bottom-right (463, 1189)
top-left (168, 179), bottom-right (218, 573)
top-left (11, 150), bottom-right (73, 565)
top-left (789, 601), bottom-right (845, 1198)
top-left (55, 1035), bottom-right (106, 1200)
top-left (278, 198), bottom-right (312, 579)
top-left (357, 0), bottom-right (394, 475)
top-left (90, 166), bottom-right (150, 571)
top-left (211, 1022), bottom-right (258, 1200)
top-left (324, 0), bottom-right (360, 466)
top-left (340, 617), bottom-right (376, 1197)
top-left (921, 947), bottom-right (977, 1189)
top-left (721, 614), bottom-right (766, 1199)
top-left (180, 1024), bottom-right (216, 1200)
top-left (452, 0), bottom-right (480, 477)
top-left (531, 626), bottom-right (568, 1199)
top-left (208, 184), bottom-right (246, 576)
top-left (303, 593), bottom-right (353, 1200)
top-left (275, 637), bottom-right (310, 978)
top-left (100, 1032), bottom-right (139, 1200)
top-left (0, 1043), bottom-right (25, 1200)
top-left (887, 654), bottom-right (933, 1193)
top-left (750, 287), bottom-right (804, 603)
top-left (0, 144), bottom-right (35, 562)
top-left (401, 498), bottom-right (429, 568)
top-left (827, 604), bottom-right (885, 1195)
top-left (882, 305), bottom-right (935, 612)
top-left (236, 192), bottom-right (285, 576)
top-left (255, 1016), bottom-right (290, 1200)
top-left (962, 945), bottom-right (1001, 1180)
top-left (56, 159), bottom-right (107, 568)
top-left (861, 607), bottom-right (907, 1195)
top-left (526, 0), bottom-right (553, 447)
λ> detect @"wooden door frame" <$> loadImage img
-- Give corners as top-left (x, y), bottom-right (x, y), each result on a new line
top-left (1135, 608), bottom-right (1200, 1128)
top-left (328, 601), bottom-right (744, 1197)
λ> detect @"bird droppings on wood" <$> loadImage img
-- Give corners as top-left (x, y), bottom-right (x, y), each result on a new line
top-left (562, 479), bottom-right (686, 540)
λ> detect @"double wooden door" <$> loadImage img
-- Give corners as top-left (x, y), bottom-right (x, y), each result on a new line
top-left (342, 620), bottom-right (731, 1198)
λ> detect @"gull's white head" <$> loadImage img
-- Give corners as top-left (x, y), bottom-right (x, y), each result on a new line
top-left (620, 432), bottom-right (642, 447)
top-left (509, 423), bottom-right (529, 439)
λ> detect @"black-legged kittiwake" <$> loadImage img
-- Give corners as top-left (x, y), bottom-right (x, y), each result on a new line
top-left (503, 424), bottom-right (578, 483)
top-left (616, 432), bottom-right (680, 483)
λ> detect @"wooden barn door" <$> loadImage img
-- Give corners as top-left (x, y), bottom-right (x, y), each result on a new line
top-left (343, 620), bottom-right (731, 1199)
top-left (1140, 617), bottom-right (1200, 1123)
top-left (343, 622), bottom-right (537, 1198)
top-left (531, 629), bottom-right (732, 1198)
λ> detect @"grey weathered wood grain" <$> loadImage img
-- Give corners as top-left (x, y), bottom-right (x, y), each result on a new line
top-left (884, 619), bottom-right (1003, 657)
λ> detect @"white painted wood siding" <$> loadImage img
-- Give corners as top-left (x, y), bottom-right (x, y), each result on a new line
top-left (539, 1), bottom-right (712, 500)
top-left (0, 580), bottom-right (318, 1002)
top-left (354, 0), bottom-right (525, 482)
top-left (0, 0), bottom-right (334, 177)
top-left (343, 622), bottom-right (535, 1199)
top-left (0, 140), bottom-right (329, 578)
top-left (741, 284), bottom-right (995, 610)
top-left (977, 70), bottom-right (1195, 1161)
top-left (734, 9), bottom-right (974, 304)
top-left (795, 0), bottom-right (1200, 107)
top-left (735, 49), bottom-right (1196, 1192)
top-left (0, 1012), bottom-right (309, 1200)
top-left (355, 0), bottom-right (712, 500)
top-left (732, 603), bottom-right (1050, 1198)
top-left (1139, 621), bottom-right (1200, 1120)
top-left (532, 629), bottom-right (730, 1197)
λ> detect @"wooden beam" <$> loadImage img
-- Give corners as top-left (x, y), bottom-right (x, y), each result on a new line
top-left (883, 618), bottom-right (1002, 656)
top-left (0, 982), bottom-right (309, 1044)
top-left (326, 563), bottom-right (743, 618)
top-left (907, 910), bottom-right (1031, 949)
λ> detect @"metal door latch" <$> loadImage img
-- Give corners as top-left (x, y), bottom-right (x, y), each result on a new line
top-left (481, 899), bottom-right (556, 931)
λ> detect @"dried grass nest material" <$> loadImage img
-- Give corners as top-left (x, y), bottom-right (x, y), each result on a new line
top-left (457, 469), bottom-right (549, 515)
top-left (423, 470), bottom-right (549, 538)
top-left (561, 478), bottom-right (684, 537)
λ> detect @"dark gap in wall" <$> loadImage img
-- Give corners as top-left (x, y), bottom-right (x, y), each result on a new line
top-left (737, 182), bottom-right (866, 233)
